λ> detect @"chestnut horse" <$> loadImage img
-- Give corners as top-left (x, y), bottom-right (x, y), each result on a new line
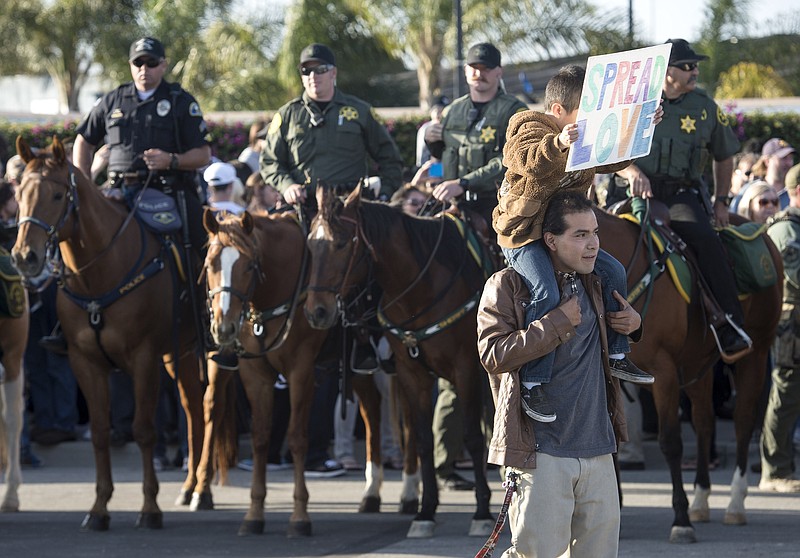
top-left (595, 207), bottom-right (782, 543)
top-left (304, 186), bottom-right (493, 538)
top-left (200, 209), bottom-right (405, 536)
top-left (0, 296), bottom-right (29, 512)
top-left (10, 136), bottom-right (206, 530)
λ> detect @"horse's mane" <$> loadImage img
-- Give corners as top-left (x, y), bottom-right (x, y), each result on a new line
top-left (357, 200), bottom-right (471, 275)
top-left (212, 213), bottom-right (261, 263)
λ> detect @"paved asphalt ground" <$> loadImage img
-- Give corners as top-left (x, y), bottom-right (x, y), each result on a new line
top-left (2, 419), bottom-right (799, 557)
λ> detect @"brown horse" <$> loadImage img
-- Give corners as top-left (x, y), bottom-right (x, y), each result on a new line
top-left (200, 208), bottom-right (401, 536)
top-left (0, 296), bottom-right (29, 512)
top-left (10, 136), bottom-right (206, 530)
top-left (595, 206), bottom-right (782, 543)
top-left (304, 186), bottom-right (493, 538)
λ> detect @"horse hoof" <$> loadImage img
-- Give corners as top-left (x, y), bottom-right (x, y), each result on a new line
top-left (688, 508), bottom-right (710, 523)
top-left (668, 525), bottom-right (696, 544)
top-left (723, 512), bottom-right (747, 525)
top-left (468, 518), bottom-right (494, 537)
top-left (1, 501), bottom-right (19, 513)
top-left (189, 491), bottom-right (214, 511)
top-left (81, 513), bottom-right (110, 531)
top-left (238, 519), bottom-right (265, 536)
top-left (398, 498), bottom-right (419, 515)
top-left (406, 519), bottom-right (436, 538)
top-left (135, 512), bottom-right (163, 529)
top-left (287, 520), bottom-right (312, 538)
top-left (359, 495), bottom-right (381, 513)
top-left (175, 489), bottom-right (192, 506)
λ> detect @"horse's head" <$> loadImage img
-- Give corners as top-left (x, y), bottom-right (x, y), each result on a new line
top-left (304, 185), bottom-right (370, 329)
top-left (11, 135), bottom-right (75, 278)
top-left (203, 209), bottom-right (261, 348)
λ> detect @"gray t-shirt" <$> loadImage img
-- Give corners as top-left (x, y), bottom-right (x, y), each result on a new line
top-left (533, 277), bottom-right (617, 458)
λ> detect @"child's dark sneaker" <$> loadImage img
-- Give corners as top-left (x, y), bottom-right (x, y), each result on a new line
top-left (609, 357), bottom-right (654, 384)
top-left (520, 385), bottom-right (556, 422)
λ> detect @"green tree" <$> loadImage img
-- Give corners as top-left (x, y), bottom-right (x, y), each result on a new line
top-left (715, 62), bottom-right (793, 99)
top-left (179, 18), bottom-right (288, 111)
top-left (0, 0), bottom-right (140, 113)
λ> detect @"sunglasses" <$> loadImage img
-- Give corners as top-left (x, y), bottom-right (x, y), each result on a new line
top-left (671, 62), bottom-right (698, 72)
top-left (132, 58), bottom-right (162, 68)
top-left (300, 64), bottom-right (333, 76)
top-left (403, 198), bottom-right (424, 207)
top-left (757, 198), bottom-right (780, 207)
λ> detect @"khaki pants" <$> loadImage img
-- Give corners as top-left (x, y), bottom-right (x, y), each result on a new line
top-left (501, 453), bottom-right (620, 558)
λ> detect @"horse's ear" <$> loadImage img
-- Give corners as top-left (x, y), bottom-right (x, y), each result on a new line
top-left (343, 183), bottom-right (361, 209)
top-left (16, 135), bottom-right (34, 163)
top-left (202, 208), bottom-right (219, 235)
top-left (241, 211), bottom-right (254, 234)
top-left (316, 183), bottom-right (327, 211)
top-left (51, 135), bottom-right (66, 165)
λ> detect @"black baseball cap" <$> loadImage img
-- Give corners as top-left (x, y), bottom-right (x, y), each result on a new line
top-left (665, 39), bottom-right (708, 66)
top-left (129, 37), bottom-right (166, 62)
top-left (300, 43), bottom-right (336, 66)
top-left (466, 43), bottom-right (501, 69)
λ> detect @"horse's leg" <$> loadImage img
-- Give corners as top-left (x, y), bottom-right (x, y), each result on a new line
top-left (351, 374), bottom-right (383, 513)
top-left (70, 355), bottom-right (114, 531)
top-left (455, 364), bottom-right (493, 537)
top-left (651, 364), bottom-right (695, 543)
top-left (685, 372), bottom-right (715, 523)
top-left (725, 348), bottom-right (769, 525)
top-left (398, 366), bottom-right (437, 538)
top-left (285, 362), bottom-right (314, 537)
top-left (0, 364), bottom-right (23, 513)
top-left (238, 358), bottom-right (274, 535)
top-left (130, 357), bottom-right (163, 529)
top-left (396, 377), bottom-right (420, 515)
top-left (187, 357), bottom-right (228, 511)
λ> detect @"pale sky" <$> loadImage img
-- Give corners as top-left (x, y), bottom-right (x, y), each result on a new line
top-left (604, 0), bottom-right (800, 44)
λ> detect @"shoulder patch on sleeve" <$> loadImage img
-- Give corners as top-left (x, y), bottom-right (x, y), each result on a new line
top-left (189, 102), bottom-right (202, 117)
top-left (716, 105), bottom-right (730, 126)
top-left (268, 113), bottom-right (283, 135)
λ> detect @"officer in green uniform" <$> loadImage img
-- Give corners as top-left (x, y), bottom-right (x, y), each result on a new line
top-left (759, 164), bottom-right (800, 493)
top-left (424, 42), bottom-right (527, 491)
top-left (260, 43), bottom-right (403, 210)
top-left (617, 38), bottom-right (751, 359)
top-left (424, 42), bottom-right (527, 232)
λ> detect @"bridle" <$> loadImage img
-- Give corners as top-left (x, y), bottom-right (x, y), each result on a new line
top-left (205, 241), bottom-right (262, 336)
top-left (17, 164), bottom-right (80, 266)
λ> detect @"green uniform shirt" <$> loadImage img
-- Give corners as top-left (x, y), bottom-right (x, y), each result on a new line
top-left (768, 207), bottom-right (800, 305)
top-left (636, 88), bottom-right (739, 181)
top-left (435, 92), bottom-right (527, 193)
top-left (260, 89), bottom-right (403, 198)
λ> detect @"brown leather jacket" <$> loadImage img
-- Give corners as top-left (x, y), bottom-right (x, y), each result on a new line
top-left (477, 268), bottom-right (628, 469)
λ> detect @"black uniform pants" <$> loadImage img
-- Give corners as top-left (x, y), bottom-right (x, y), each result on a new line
top-left (663, 189), bottom-right (744, 325)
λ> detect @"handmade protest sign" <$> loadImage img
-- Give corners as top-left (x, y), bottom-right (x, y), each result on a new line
top-left (566, 43), bottom-right (672, 171)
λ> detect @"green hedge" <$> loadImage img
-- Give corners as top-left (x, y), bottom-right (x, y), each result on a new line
top-left (3, 109), bottom-right (800, 172)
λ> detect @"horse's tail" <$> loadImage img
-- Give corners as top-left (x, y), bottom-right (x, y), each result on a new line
top-left (213, 373), bottom-right (239, 486)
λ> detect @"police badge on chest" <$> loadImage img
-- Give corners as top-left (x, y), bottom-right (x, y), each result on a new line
top-left (157, 99), bottom-right (171, 117)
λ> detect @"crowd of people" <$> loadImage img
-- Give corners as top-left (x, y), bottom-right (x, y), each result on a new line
top-left (1, 33), bottom-right (799, 557)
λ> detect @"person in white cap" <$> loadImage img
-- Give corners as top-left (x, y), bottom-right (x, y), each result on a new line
top-left (204, 162), bottom-right (245, 215)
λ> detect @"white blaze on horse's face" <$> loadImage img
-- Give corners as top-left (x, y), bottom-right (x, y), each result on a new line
top-left (219, 246), bottom-right (240, 316)
top-left (313, 221), bottom-right (330, 241)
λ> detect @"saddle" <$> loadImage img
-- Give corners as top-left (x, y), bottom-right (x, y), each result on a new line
top-left (0, 247), bottom-right (26, 318)
top-left (131, 188), bottom-right (183, 234)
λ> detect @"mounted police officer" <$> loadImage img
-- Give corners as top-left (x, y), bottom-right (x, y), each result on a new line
top-left (260, 43), bottom-right (403, 211)
top-left (616, 38), bottom-right (751, 360)
top-left (40, 37), bottom-right (211, 354)
top-left (73, 37), bottom-right (211, 249)
top-left (424, 42), bottom-right (527, 235)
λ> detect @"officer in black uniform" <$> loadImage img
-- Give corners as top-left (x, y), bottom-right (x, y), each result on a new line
top-left (617, 38), bottom-right (751, 359)
top-left (72, 37), bottom-right (211, 252)
top-left (40, 38), bottom-right (212, 356)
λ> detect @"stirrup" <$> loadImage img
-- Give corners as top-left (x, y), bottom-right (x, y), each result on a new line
top-left (350, 337), bottom-right (381, 375)
top-left (710, 314), bottom-right (753, 364)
